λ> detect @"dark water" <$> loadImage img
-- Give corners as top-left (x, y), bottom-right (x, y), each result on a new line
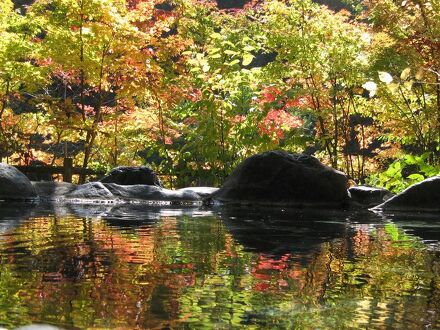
top-left (0, 202), bottom-right (439, 329)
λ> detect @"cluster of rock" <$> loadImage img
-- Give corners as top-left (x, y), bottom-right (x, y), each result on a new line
top-left (1, 150), bottom-right (439, 212)
top-left (0, 164), bottom-right (214, 204)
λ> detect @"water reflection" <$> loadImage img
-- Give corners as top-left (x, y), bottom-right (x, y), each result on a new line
top-left (0, 203), bottom-right (438, 329)
top-left (218, 206), bottom-right (373, 257)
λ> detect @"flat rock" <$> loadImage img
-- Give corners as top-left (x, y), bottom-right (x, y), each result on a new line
top-left (103, 183), bottom-right (201, 202)
top-left (0, 163), bottom-right (37, 200)
top-left (32, 181), bottom-right (76, 199)
top-left (348, 185), bottom-right (393, 207)
top-left (211, 150), bottom-right (348, 207)
top-left (372, 176), bottom-right (440, 212)
top-left (100, 166), bottom-right (162, 186)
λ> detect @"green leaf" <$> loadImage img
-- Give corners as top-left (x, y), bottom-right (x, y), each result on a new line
top-left (210, 32), bottom-right (222, 39)
top-left (407, 173), bottom-right (424, 181)
top-left (242, 54), bottom-right (254, 66)
top-left (224, 49), bottom-right (237, 55)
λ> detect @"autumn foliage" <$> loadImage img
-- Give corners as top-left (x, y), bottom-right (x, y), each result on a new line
top-left (1, 0), bottom-right (439, 187)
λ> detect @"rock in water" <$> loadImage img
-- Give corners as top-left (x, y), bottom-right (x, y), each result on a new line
top-left (211, 150), bottom-right (348, 207)
top-left (373, 176), bottom-right (440, 212)
top-left (103, 183), bottom-right (201, 202)
top-left (348, 186), bottom-right (393, 207)
top-left (0, 163), bottom-right (37, 200)
top-left (100, 166), bottom-right (162, 187)
top-left (65, 182), bottom-right (114, 199)
top-left (177, 187), bottom-right (219, 199)
top-left (32, 181), bottom-right (76, 199)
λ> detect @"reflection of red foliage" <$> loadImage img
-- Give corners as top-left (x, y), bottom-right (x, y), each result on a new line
top-left (254, 282), bottom-right (270, 292)
top-left (252, 254), bottom-right (292, 291)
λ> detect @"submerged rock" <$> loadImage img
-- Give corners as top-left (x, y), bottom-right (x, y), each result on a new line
top-left (211, 150), bottom-right (349, 207)
top-left (372, 176), bottom-right (440, 212)
top-left (103, 183), bottom-right (201, 202)
top-left (0, 163), bottom-right (37, 200)
top-left (348, 185), bottom-right (393, 207)
top-left (100, 166), bottom-right (162, 186)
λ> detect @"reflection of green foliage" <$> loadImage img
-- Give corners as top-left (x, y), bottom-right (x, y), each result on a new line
top-left (0, 264), bottom-right (31, 328)
top-left (0, 215), bottom-right (438, 329)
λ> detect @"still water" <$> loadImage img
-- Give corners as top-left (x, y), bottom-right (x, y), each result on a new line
top-left (0, 202), bottom-right (439, 329)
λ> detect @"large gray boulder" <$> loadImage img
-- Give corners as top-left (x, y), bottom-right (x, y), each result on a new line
top-left (100, 166), bottom-right (162, 187)
top-left (0, 163), bottom-right (37, 200)
top-left (348, 185), bottom-right (393, 207)
top-left (372, 176), bottom-right (440, 212)
top-left (211, 150), bottom-right (349, 207)
top-left (65, 182), bottom-right (114, 199)
top-left (103, 183), bottom-right (201, 202)
top-left (32, 181), bottom-right (76, 200)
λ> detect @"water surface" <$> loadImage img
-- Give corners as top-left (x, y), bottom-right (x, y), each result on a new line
top-left (0, 203), bottom-right (439, 329)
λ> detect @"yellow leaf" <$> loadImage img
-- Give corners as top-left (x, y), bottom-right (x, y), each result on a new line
top-left (400, 68), bottom-right (411, 80)
top-left (242, 53), bottom-right (254, 66)
top-left (415, 67), bottom-right (424, 80)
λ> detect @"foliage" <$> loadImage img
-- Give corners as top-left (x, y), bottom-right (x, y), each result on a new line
top-left (367, 152), bottom-right (440, 192)
top-left (0, 0), bottom-right (439, 186)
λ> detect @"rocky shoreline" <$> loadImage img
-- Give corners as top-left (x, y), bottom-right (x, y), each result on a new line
top-left (1, 150), bottom-right (439, 213)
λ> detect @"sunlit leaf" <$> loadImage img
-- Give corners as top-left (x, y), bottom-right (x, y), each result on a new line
top-left (379, 71), bottom-right (393, 84)
top-left (242, 54), bottom-right (254, 66)
top-left (407, 173), bottom-right (424, 181)
top-left (362, 81), bottom-right (377, 97)
top-left (400, 68), bottom-right (411, 80)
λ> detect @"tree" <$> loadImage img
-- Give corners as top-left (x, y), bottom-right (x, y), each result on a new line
top-left (253, 0), bottom-right (377, 180)
top-left (0, 0), bottom-right (47, 162)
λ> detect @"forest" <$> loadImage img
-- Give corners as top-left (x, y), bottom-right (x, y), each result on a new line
top-left (0, 0), bottom-right (439, 190)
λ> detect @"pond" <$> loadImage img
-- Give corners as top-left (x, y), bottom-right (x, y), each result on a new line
top-left (0, 202), bottom-right (439, 329)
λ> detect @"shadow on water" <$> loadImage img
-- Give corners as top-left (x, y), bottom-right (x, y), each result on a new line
top-left (217, 205), bottom-right (385, 257)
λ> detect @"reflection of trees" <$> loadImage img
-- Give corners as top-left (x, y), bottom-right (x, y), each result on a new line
top-left (0, 215), bottom-right (438, 329)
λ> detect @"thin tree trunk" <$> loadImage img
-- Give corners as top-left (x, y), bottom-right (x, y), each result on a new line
top-left (79, 44), bottom-right (107, 183)
top-left (332, 77), bottom-right (339, 169)
top-left (436, 73), bottom-right (440, 146)
top-left (79, 0), bottom-right (86, 122)
top-left (0, 80), bottom-right (10, 130)
top-left (219, 105), bottom-right (227, 181)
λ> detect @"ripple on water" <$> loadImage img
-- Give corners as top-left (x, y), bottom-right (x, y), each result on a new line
top-left (0, 205), bottom-right (439, 329)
